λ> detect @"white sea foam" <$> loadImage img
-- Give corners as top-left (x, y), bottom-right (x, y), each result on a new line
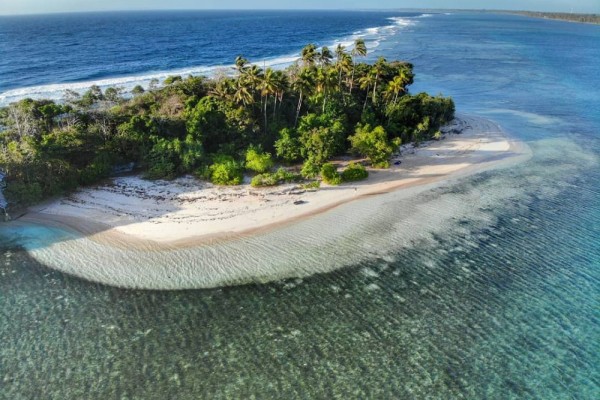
top-left (0, 56), bottom-right (296, 106)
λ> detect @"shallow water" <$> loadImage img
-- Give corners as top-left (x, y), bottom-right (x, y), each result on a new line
top-left (1, 12), bottom-right (599, 398)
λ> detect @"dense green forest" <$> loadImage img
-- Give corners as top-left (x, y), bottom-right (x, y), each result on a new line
top-left (0, 40), bottom-right (454, 208)
top-left (505, 11), bottom-right (600, 24)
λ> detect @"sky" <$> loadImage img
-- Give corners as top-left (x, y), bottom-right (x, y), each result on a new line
top-left (0, 0), bottom-right (598, 15)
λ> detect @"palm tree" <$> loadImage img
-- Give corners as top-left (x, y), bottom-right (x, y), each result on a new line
top-left (239, 65), bottom-right (263, 115)
top-left (233, 80), bottom-right (253, 106)
top-left (318, 46), bottom-right (333, 66)
top-left (337, 53), bottom-right (353, 92)
top-left (384, 70), bottom-right (410, 105)
top-left (350, 39), bottom-right (367, 93)
top-left (301, 44), bottom-right (318, 68)
top-left (334, 44), bottom-right (348, 89)
top-left (260, 68), bottom-right (278, 131)
top-left (242, 65), bottom-right (263, 95)
top-left (234, 56), bottom-right (249, 75)
top-left (359, 71), bottom-right (377, 111)
top-left (210, 78), bottom-right (234, 101)
top-left (335, 44), bottom-right (346, 64)
top-left (272, 70), bottom-right (288, 118)
top-left (370, 57), bottom-right (387, 105)
top-left (316, 67), bottom-right (338, 113)
top-left (291, 67), bottom-right (314, 126)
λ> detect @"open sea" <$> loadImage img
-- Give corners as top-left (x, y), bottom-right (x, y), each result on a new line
top-left (1, 10), bottom-right (599, 399)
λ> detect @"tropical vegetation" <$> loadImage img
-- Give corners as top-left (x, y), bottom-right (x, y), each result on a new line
top-left (0, 40), bottom-right (454, 207)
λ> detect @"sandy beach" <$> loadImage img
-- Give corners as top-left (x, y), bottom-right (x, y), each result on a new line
top-left (23, 114), bottom-right (530, 248)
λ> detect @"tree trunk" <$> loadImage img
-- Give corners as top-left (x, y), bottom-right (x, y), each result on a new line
top-left (264, 96), bottom-right (268, 133)
top-left (372, 74), bottom-right (379, 105)
top-left (295, 92), bottom-right (303, 127)
top-left (350, 63), bottom-right (355, 94)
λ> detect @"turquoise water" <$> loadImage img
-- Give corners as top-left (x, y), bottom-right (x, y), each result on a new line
top-left (1, 12), bottom-right (599, 398)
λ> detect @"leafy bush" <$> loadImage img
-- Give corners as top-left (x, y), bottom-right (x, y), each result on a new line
top-left (349, 124), bottom-right (400, 168)
top-left (208, 156), bottom-right (243, 185)
top-left (251, 168), bottom-right (302, 187)
top-left (320, 163), bottom-right (342, 185)
top-left (146, 160), bottom-right (177, 180)
top-left (341, 162), bottom-right (368, 182)
top-left (301, 158), bottom-right (320, 178)
top-left (274, 167), bottom-right (302, 183)
top-left (298, 114), bottom-right (346, 165)
top-left (79, 153), bottom-right (113, 185)
top-left (4, 182), bottom-right (43, 207)
top-left (251, 173), bottom-right (278, 187)
top-left (275, 128), bottom-right (302, 162)
top-left (245, 146), bottom-right (274, 173)
top-left (385, 93), bottom-right (455, 143)
top-left (164, 75), bottom-right (183, 85)
top-left (145, 135), bottom-right (203, 180)
top-left (301, 181), bottom-right (321, 190)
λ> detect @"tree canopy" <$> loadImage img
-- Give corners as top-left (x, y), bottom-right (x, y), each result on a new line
top-left (0, 42), bottom-right (454, 207)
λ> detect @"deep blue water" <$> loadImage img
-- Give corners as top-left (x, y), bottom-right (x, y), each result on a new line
top-left (0, 10), bottom-right (419, 104)
top-left (1, 11), bottom-right (599, 399)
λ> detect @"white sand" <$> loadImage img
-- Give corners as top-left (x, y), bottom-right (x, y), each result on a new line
top-left (26, 114), bottom-right (530, 247)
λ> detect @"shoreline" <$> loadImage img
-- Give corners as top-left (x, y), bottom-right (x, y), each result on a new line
top-left (21, 114), bottom-right (531, 250)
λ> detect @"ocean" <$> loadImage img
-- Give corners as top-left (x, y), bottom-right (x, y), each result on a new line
top-left (0, 10), bottom-right (420, 105)
top-left (1, 11), bottom-right (599, 399)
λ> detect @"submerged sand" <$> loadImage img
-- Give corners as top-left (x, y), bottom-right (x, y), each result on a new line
top-left (26, 115), bottom-right (530, 248)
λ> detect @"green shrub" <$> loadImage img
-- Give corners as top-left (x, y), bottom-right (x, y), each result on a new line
top-left (146, 160), bottom-right (177, 180)
top-left (349, 124), bottom-right (400, 169)
top-left (4, 182), bottom-right (43, 207)
top-left (79, 153), bottom-right (114, 185)
top-left (301, 181), bottom-right (321, 190)
top-left (301, 158), bottom-right (320, 178)
top-left (164, 75), bottom-right (182, 85)
top-left (320, 163), bottom-right (342, 185)
top-left (245, 146), bottom-right (274, 173)
top-left (250, 168), bottom-right (302, 187)
top-left (341, 162), bottom-right (368, 182)
top-left (274, 167), bottom-right (302, 183)
top-left (194, 165), bottom-right (212, 180)
top-left (251, 173), bottom-right (278, 187)
top-left (298, 113), bottom-right (346, 165)
top-left (208, 157), bottom-right (243, 185)
top-left (275, 128), bottom-right (302, 162)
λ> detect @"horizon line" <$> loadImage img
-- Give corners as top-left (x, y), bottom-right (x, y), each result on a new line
top-left (1, 8), bottom-right (597, 17)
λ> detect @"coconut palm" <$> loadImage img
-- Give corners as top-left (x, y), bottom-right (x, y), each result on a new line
top-left (318, 46), bottom-right (333, 66)
top-left (260, 68), bottom-right (278, 130)
top-left (242, 65), bottom-right (263, 95)
top-left (370, 57), bottom-right (387, 105)
top-left (384, 70), bottom-right (411, 105)
top-left (291, 68), bottom-right (315, 126)
top-left (210, 78), bottom-right (235, 101)
top-left (301, 44), bottom-right (318, 67)
top-left (335, 44), bottom-right (346, 64)
top-left (233, 80), bottom-right (253, 106)
top-left (272, 70), bottom-right (288, 117)
top-left (315, 67), bottom-right (338, 113)
top-left (234, 56), bottom-right (249, 75)
top-left (350, 39), bottom-right (368, 93)
top-left (336, 53), bottom-right (353, 92)
top-left (359, 71), bottom-right (377, 111)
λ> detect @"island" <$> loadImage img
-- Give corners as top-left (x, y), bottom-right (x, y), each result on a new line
top-left (1, 41), bottom-right (529, 251)
top-left (504, 11), bottom-right (600, 24)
